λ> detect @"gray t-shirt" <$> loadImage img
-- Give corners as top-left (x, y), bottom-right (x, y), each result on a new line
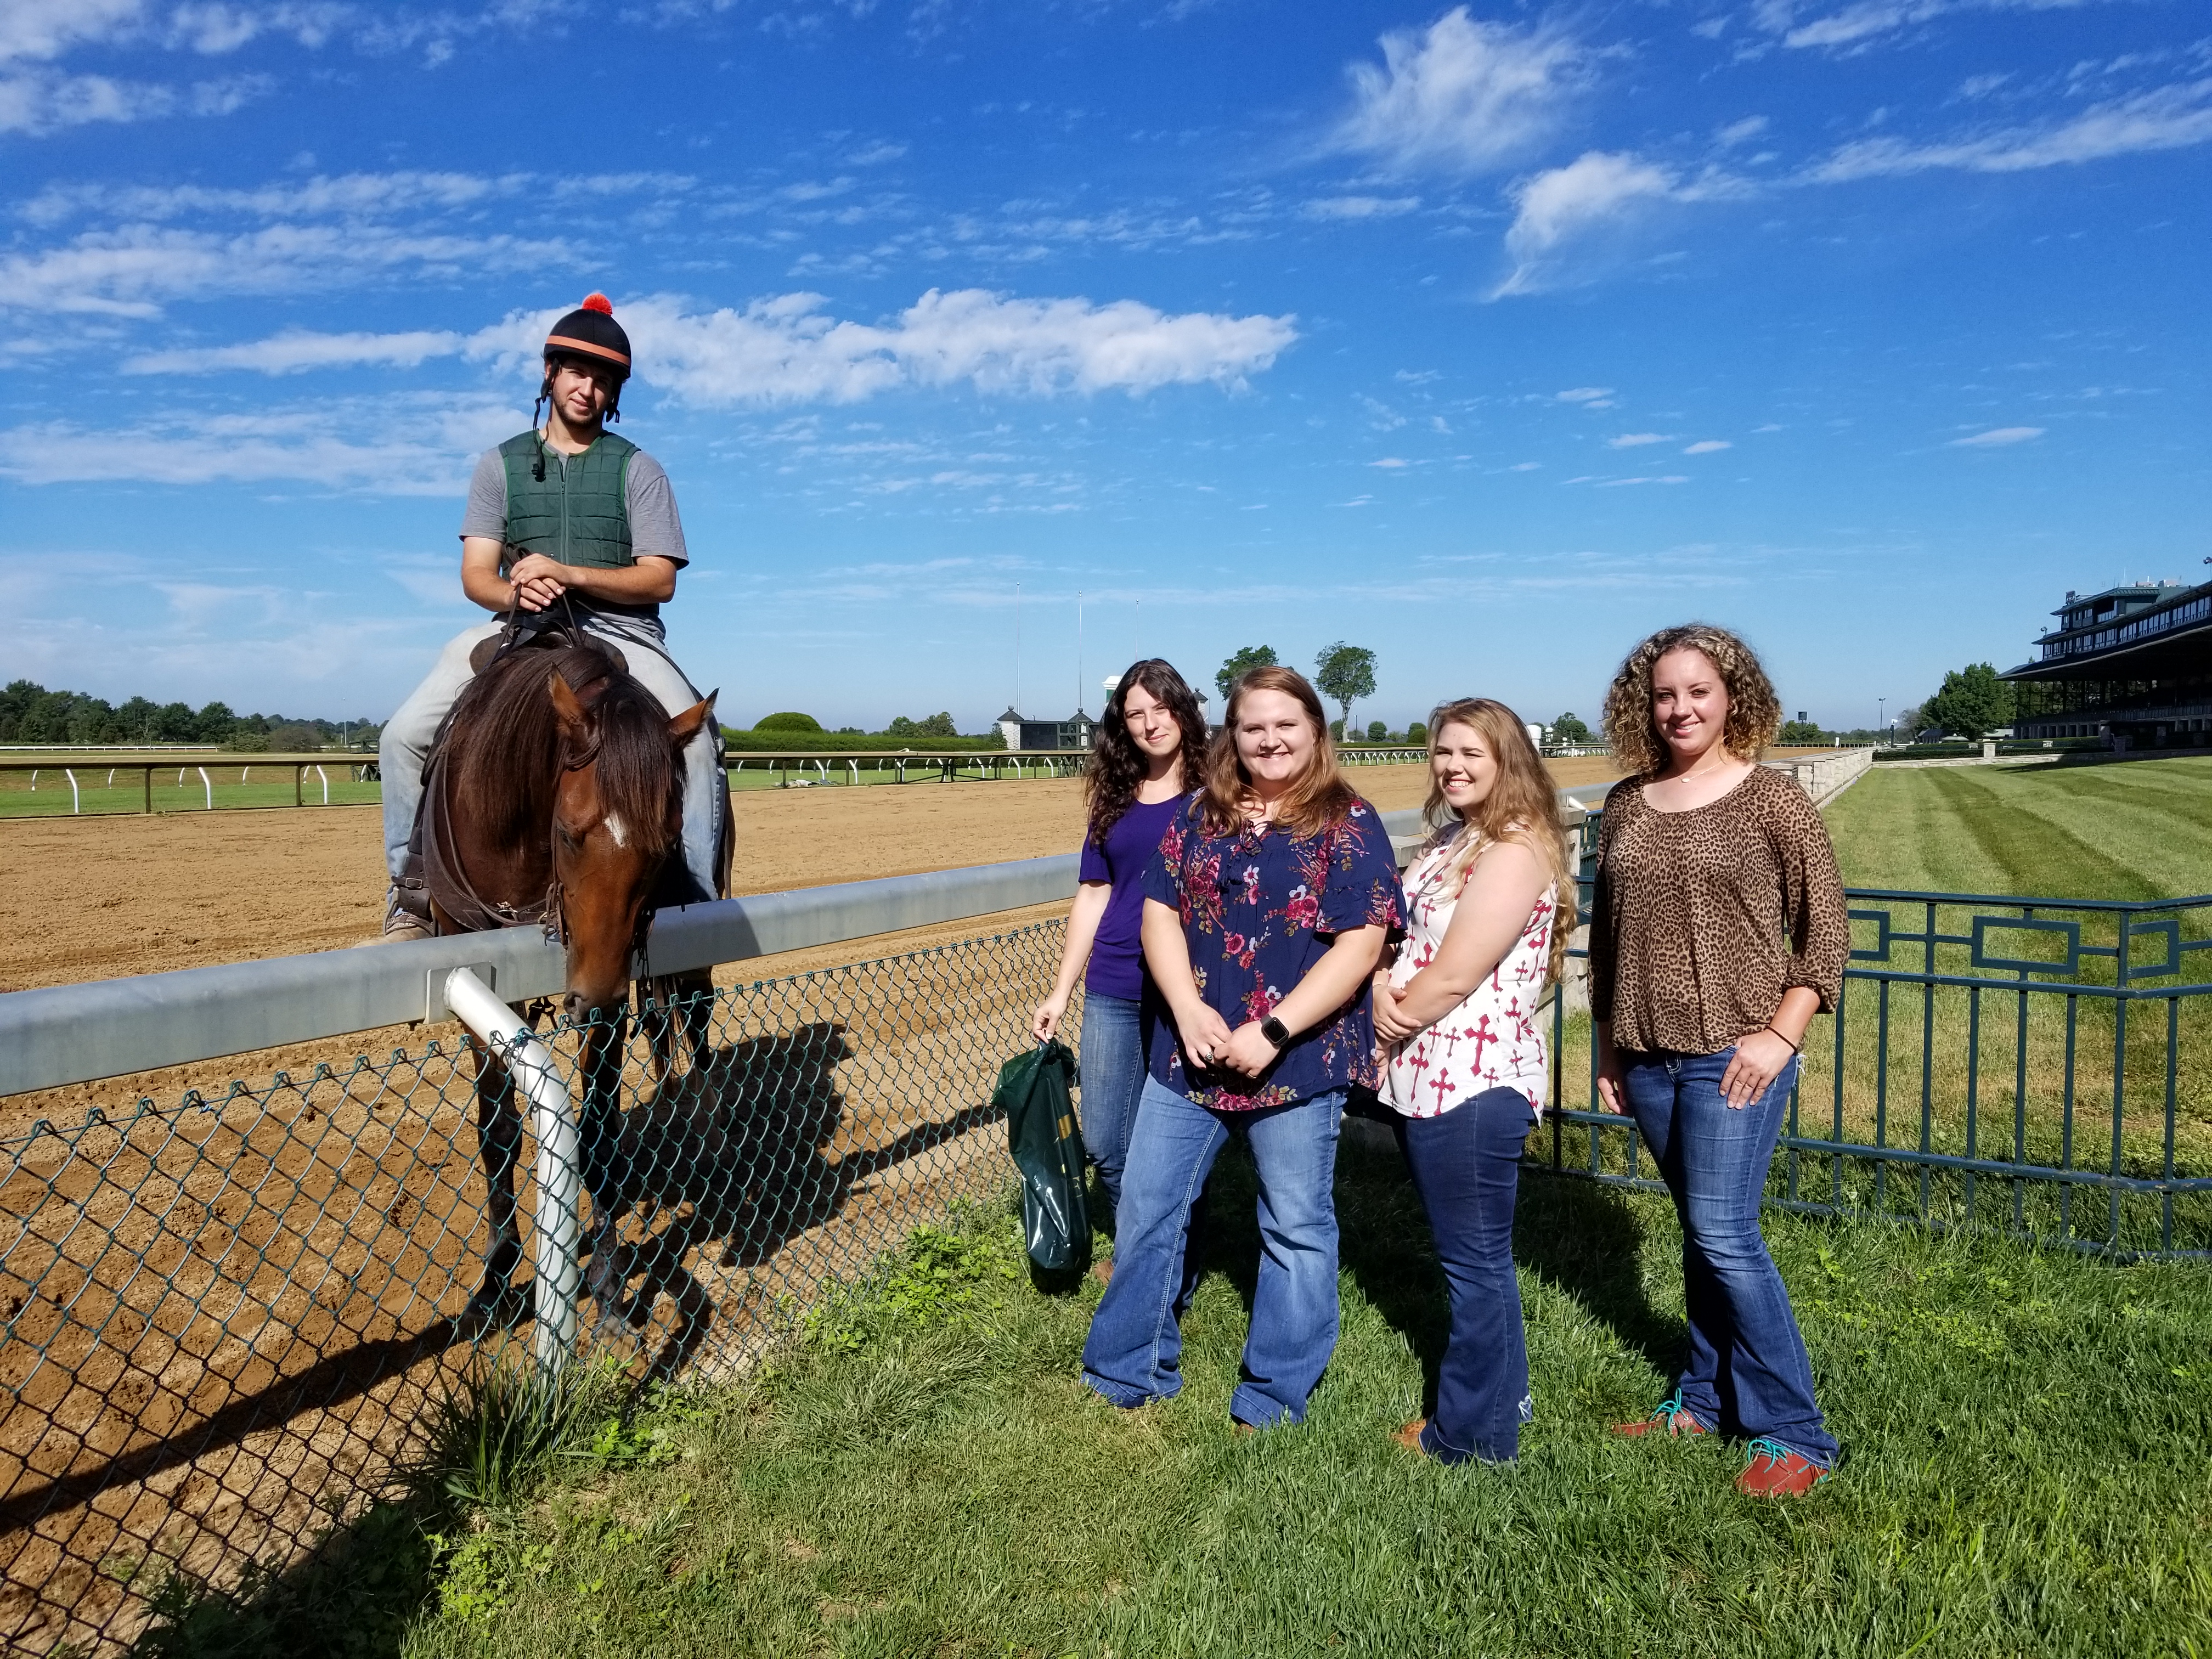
top-left (459, 442), bottom-right (691, 567)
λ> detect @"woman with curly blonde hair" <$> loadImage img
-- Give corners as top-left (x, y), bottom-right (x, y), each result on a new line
top-left (1370, 698), bottom-right (1575, 1465)
top-left (1590, 624), bottom-right (1850, 1498)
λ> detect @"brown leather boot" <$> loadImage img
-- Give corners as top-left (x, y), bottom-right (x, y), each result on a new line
top-left (1392, 1418), bottom-right (1428, 1455)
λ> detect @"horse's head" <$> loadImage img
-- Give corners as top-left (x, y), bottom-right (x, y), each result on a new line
top-left (546, 668), bottom-right (716, 1028)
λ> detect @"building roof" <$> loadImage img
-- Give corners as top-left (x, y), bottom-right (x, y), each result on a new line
top-left (997, 707), bottom-right (1023, 723)
top-left (2004, 577), bottom-right (2212, 683)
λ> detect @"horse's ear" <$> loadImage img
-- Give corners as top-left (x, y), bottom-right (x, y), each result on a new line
top-left (668, 689), bottom-right (716, 746)
top-left (548, 671), bottom-right (592, 743)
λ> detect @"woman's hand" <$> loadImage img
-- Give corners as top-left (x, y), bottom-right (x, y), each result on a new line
top-left (1173, 1001), bottom-right (1234, 1073)
top-left (1371, 981), bottom-right (1423, 1046)
top-left (1218, 1020), bottom-right (1279, 1078)
top-left (1030, 992), bottom-right (1069, 1042)
top-left (1720, 1028), bottom-right (1797, 1109)
top-left (1593, 1023), bottom-right (1629, 1115)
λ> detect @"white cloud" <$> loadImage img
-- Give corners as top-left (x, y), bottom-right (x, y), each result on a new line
top-left (1555, 386), bottom-right (1615, 403)
top-left (1949, 425), bottom-right (2044, 447)
top-left (0, 0), bottom-right (144, 63)
top-left (0, 67), bottom-right (268, 134)
top-left (1509, 460), bottom-right (1542, 470)
top-left (0, 394), bottom-right (520, 492)
top-left (124, 330), bottom-right (465, 375)
top-left (1759, 0), bottom-right (2096, 53)
top-left (0, 223), bottom-right (573, 315)
top-left (1807, 79), bottom-right (2212, 179)
top-left (1369, 457), bottom-right (1410, 469)
top-left (1596, 474), bottom-right (1690, 486)
top-left (1683, 438), bottom-right (1733, 453)
top-left (1493, 151), bottom-right (1679, 297)
top-left (1609, 431), bottom-right (1673, 448)
top-left (1301, 195), bottom-right (1421, 221)
top-left (1714, 115), bottom-right (1770, 146)
top-left (1333, 7), bottom-right (1584, 175)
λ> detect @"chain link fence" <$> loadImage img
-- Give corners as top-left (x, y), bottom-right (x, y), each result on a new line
top-left (1, 917), bottom-right (1070, 1655)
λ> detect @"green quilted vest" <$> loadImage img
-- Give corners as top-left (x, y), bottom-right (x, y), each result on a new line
top-left (498, 431), bottom-right (637, 574)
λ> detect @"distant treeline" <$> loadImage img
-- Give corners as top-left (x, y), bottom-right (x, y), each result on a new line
top-left (0, 680), bottom-right (381, 751)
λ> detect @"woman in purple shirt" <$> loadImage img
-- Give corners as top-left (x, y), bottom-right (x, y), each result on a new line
top-left (1081, 667), bottom-right (1402, 1430)
top-left (1031, 659), bottom-right (1210, 1234)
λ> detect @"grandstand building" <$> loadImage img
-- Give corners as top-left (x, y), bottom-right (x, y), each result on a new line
top-left (2003, 578), bottom-right (2212, 747)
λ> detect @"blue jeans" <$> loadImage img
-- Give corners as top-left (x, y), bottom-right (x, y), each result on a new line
top-left (1622, 1047), bottom-right (1837, 1468)
top-left (1081, 1076), bottom-right (1345, 1427)
top-left (1076, 991), bottom-right (1146, 1227)
top-left (1394, 1086), bottom-right (1538, 1464)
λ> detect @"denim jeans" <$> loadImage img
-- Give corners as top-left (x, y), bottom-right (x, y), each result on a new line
top-left (1081, 1075), bottom-right (1345, 1427)
top-left (379, 617), bottom-right (726, 903)
top-left (1394, 1086), bottom-right (1538, 1464)
top-left (1076, 991), bottom-right (1146, 1227)
top-left (1621, 1046), bottom-right (1837, 1467)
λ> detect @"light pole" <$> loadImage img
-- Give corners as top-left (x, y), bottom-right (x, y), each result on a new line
top-left (1076, 590), bottom-right (1085, 716)
top-left (1014, 583), bottom-right (1023, 718)
top-left (1877, 697), bottom-right (1885, 746)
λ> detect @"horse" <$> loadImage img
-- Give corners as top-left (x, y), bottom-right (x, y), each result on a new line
top-left (419, 627), bottom-right (729, 1336)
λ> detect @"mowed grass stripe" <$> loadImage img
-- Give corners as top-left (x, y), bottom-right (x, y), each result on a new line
top-left (1826, 758), bottom-right (2212, 900)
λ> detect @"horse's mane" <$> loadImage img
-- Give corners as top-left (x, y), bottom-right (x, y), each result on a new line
top-left (448, 641), bottom-right (682, 856)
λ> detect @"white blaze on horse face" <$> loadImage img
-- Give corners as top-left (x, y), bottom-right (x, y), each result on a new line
top-left (603, 812), bottom-right (628, 849)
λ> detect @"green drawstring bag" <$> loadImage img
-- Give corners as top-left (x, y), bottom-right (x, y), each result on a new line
top-left (994, 1039), bottom-right (1090, 1276)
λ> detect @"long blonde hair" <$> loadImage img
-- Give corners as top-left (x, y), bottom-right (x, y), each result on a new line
top-left (1600, 623), bottom-right (1781, 778)
top-left (1199, 665), bottom-right (1357, 839)
top-left (1419, 697), bottom-right (1577, 988)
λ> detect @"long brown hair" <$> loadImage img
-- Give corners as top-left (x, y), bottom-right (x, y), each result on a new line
top-left (1199, 665), bottom-right (1357, 838)
top-left (1601, 623), bottom-right (1782, 778)
top-left (1419, 697), bottom-right (1578, 988)
top-left (1085, 658), bottom-right (1209, 848)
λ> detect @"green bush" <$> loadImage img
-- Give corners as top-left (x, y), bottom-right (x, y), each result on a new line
top-left (753, 712), bottom-right (823, 733)
top-left (1406, 721), bottom-right (1428, 747)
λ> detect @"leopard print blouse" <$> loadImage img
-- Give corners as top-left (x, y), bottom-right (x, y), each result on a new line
top-left (1589, 765), bottom-right (1849, 1057)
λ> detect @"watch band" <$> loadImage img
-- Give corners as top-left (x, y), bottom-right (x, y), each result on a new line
top-left (1260, 1015), bottom-right (1291, 1050)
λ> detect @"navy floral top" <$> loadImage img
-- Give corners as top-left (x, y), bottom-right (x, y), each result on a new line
top-left (1142, 791), bottom-right (1403, 1111)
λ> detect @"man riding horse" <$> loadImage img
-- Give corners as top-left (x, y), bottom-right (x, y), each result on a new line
top-left (379, 292), bottom-right (727, 940)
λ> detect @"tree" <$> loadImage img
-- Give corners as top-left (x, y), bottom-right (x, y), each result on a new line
top-left (1777, 719), bottom-right (1824, 745)
top-left (1406, 720), bottom-right (1429, 747)
top-left (1215, 645), bottom-right (1278, 701)
top-left (1365, 719), bottom-right (1387, 742)
top-left (1553, 711), bottom-right (1593, 744)
top-left (1313, 642), bottom-right (1377, 733)
top-left (1922, 663), bottom-right (2015, 741)
top-left (755, 712), bottom-right (822, 732)
top-left (884, 712), bottom-right (958, 739)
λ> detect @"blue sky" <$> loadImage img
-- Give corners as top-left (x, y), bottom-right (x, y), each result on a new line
top-left (3, 0), bottom-right (2208, 734)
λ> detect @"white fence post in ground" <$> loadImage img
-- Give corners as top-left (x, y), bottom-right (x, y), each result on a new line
top-left (443, 967), bottom-right (580, 1379)
top-left (315, 765), bottom-right (329, 804)
top-left (197, 767), bottom-right (213, 810)
top-left (65, 769), bottom-right (79, 814)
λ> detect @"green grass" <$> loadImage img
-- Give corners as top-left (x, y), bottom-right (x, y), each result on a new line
top-left (1822, 755), bottom-right (2212, 900)
top-left (0, 766), bottom-right (381, 817)
top-left (138, 1153), bottom-right (2212, 1658)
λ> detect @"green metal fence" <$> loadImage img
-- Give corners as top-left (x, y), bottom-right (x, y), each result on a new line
top-left (1546, 828), bottom-right (2212, 1257)
top-left (0, 919), bottom-right (1068, 1655)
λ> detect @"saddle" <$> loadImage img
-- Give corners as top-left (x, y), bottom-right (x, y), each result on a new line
top-left (393, 619), bottom-right (626, 934)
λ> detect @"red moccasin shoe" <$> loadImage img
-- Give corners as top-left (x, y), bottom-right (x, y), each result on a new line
top-left (1736, 1438), bottom-right (1833, 1498)
top-left (1610, 1392), bottom-right (1708, 1438)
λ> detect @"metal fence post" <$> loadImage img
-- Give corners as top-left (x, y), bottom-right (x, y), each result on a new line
top-left (444, 967), bottom-right (581, 1377)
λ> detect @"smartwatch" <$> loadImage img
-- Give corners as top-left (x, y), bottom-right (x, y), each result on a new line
top-left (1260, 1015), bottom-right (1291, 1051)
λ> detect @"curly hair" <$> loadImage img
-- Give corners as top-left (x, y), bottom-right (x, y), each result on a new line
top-left (1600, 623), bottom-right (1782, 777)
top-left (1199, 665), bottom-right (1356, 839)
top-left (1419, 698), bottom-right (1578, 989)
top-left (1085, 659), bottom-right (1210, 847)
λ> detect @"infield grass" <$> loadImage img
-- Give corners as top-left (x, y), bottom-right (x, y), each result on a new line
top-left (140, 1156), bottom-right (2212, 1659)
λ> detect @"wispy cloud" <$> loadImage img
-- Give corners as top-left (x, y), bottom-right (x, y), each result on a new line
top-left (1493, 151), bottom-right (1681, 296)
top-left (1756, 0), bottom-right (2101, 54)
top-left (1806, 78), bottom-right (2212, 178)
top-left (1683, 438), bottom-right (1733, 453)
top-left (1331, 7), bottom-right (1585, 175)
top-left (0, 67), bottom-right (269, 135)
top-left (125, 329), bottom-right (467, 375)
top-left (1609, 431), bottom-right (1674, 448)
top-left (1300, 195), bottom-right (1421, 221)
top-left (1948, 425), bottom-right (2044, 446)
top-left (1555, 386), bottom-right (1616, 404)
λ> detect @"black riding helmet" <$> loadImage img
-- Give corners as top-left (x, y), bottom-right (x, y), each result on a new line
top-left (531, 292), bottom-right (633, 475)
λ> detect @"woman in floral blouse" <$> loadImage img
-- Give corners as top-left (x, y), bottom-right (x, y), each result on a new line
top-left (1080, 667), bottom-right (1401, 1430)
top-left (1372, 697), bottom-right (1574, 1465)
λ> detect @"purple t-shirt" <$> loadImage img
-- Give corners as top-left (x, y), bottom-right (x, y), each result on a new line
top-left (1078, 794), bottom-right (1184, 1002)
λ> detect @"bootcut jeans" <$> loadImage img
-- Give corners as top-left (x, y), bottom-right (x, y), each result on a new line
top-left (1393, 1085), bottom-right (1538, 1464)
top-left (1621, 1045), bottom-right (1837, 1467)
top-left (1081, 1075), bottom-right (1345, 1428)
top-left (1075, 991), bottom-right (1146, 1228)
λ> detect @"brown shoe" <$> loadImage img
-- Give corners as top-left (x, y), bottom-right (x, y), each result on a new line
top-left (1610, 1394), bottom-right (1708, 1438)
top-left (1392, 1418), bottom-right (1428, 1455)
top-left (1736, 1440), bottom-right (1833, 1498)
top-left (1091, 1257), bottom-right (1113, 1285)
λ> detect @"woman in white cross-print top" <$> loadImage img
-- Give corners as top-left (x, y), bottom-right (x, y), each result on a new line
top-left (1371, 697), bottom-right (1576, 1465)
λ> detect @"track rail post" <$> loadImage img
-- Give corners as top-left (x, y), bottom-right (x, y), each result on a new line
top-left (443, 967), bottom-right (581, 1378)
